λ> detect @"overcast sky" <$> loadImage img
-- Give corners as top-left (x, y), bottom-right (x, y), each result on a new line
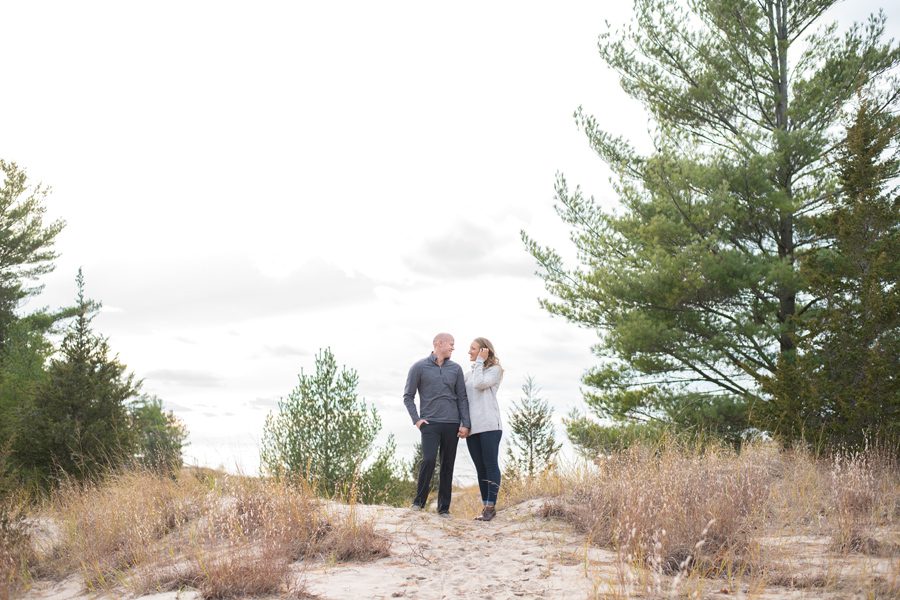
top-left (3, 1), bottom-right (897, 482)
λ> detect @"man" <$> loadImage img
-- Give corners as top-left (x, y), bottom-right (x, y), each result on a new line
top-left (404, 332), bottom-right (471, 517)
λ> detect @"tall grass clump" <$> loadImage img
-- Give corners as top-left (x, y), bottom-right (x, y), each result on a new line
top-left (216, 476), bottom-right (328, 559)
top-left (765, 444), bottom-right (832, 532)
top-left (51, 469), bottom-right (206, 589)
top-left (828, 445), bottom-right (899, 554)
top-left (134, 475), bottom-right (389, 598)
top-left (1, 496), bottom-right (34, 600)
top-left (549, 441), bottom-right (775, 576)
top-left (181, 479), bottom-right (306, 599)
top-left (502, 463), bottom-right (568, 506)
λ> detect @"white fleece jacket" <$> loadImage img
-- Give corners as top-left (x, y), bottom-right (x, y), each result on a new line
top-left (464, 357), bottom-right (503, 435)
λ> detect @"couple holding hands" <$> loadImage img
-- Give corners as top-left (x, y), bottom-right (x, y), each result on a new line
top-left (403, 332), bottom-right (503, 522)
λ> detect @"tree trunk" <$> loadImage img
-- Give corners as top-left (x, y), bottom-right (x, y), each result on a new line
top-left (772, 0), bottom-right (796, 353)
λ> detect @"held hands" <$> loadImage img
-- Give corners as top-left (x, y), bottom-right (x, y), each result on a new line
top-left (416, 419), bottom-right (468, 437)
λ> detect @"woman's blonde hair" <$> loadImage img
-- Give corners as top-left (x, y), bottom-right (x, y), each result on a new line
top-left (474, 337), bottom-right (502, 373)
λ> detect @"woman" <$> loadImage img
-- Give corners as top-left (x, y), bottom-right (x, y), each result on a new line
top-left (465, 337), bottom-right (503, 521)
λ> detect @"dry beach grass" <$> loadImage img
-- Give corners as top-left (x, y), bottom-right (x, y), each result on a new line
top-left (4, 441), bottom-right (899, 599)
top-left (5, 469), bottom-right (389, 599)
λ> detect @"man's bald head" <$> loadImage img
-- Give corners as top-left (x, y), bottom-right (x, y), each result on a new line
top-left (432, 333), bottom-right (455, 362)
top-left (433, 332), bottom-right (453, 345)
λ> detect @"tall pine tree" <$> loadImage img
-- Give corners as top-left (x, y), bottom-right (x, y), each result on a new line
top-left (15, 270), bottom-right (139, 488)
top-left (522, 0), bottom-right (899, 446)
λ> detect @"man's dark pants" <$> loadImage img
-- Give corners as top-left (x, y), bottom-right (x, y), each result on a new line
top-left (413, 421), bottom-right (460, 513)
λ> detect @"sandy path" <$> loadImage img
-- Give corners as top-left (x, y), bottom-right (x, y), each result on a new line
top-left (300, 500), bottom-right (619, 600)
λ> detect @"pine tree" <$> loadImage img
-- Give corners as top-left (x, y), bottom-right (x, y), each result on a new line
top-left (260, 348), bottom-right (381, 497)
top-left (0, 160), bottom-right (65, 351)
top-left (505, 377), bottom-right (561, 478)
top-left (15, 270), bottom-right (139, 488)
top-left (522, 0), bottom-right (899, 446)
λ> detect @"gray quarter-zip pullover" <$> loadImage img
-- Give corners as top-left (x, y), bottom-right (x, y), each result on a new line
top-left (403, 354), bottom-right (471, 428)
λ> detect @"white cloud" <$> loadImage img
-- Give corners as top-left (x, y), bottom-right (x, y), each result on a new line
top-left (143, 369), bottom-right (225, 388)
top-left (40, 257), bottom-right (380, 333)
top-left (405, 220), bottom-right (535, 280)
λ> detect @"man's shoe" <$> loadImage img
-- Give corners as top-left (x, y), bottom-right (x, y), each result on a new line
top-left (410, 504), bottom-right (422, 512)
top-left (480, 506), bottom-right (496, 522)
top-left (437, 511), bottom-right (451, 519)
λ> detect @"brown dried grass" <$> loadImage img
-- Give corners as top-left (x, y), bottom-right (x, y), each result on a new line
top-left (35, 468), bottom-right (389, 598)
top-left (827, 447), bottom-right (899, 554)
top-left (155, 482), bottom-right (386, 598)
top-left (542, 442), bottom-right (775, 575)
top-left (1, 495), bottom-right (34, 600)
top-left (512, 440), bottom-right (899, 597)
top-left (49, 470), bottom-right (206, 588)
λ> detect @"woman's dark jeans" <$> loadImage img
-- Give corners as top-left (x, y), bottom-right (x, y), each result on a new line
top-left (466, 429), bottom-right (503, 505)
